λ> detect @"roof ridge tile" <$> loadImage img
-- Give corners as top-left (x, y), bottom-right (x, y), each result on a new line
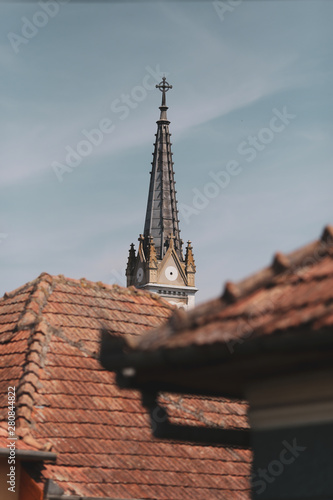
top-left (14, 274), bottom-right (56, 441)
top-left (1, 272), bottom-right (52, 301)
top-left (50, 274), bottom-right (173, 307)
top-left (226, 226), bottom-right (333, 306)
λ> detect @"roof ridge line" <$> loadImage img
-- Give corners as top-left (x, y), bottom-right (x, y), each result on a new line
top-left (15, 273), bottom-right (56, 450)
top-left (16, 272), bottom-right (54, 332)
top-left (54, 274), bottom-right (173, 307)
top-left (4, 272), bottom-right (174, 311)
top-left (221, 225), bottom-right (333, 305)
top-left (1, 271), bottom-right (52, 302)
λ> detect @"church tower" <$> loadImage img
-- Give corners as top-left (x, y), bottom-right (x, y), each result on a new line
top-left (126, 78), bottom-right (197, 309)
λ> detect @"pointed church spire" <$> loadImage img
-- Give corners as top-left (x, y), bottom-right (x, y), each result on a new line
top-left (143, 78), bottom-right (182, 261)
top-left (126, 78), bottom-right (198, 309)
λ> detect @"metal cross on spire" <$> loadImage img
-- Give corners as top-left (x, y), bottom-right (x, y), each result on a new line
top-left (156, 76), bottom-right (172, 106)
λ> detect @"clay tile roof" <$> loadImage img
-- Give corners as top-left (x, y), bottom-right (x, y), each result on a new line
top-left (115, 225), bottom-right (333, 370)
top-left (0, 273), bottom-right (251, 499)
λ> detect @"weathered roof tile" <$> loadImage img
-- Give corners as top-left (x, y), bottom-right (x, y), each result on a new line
top-left (0, 273), bottom-right (251, 499)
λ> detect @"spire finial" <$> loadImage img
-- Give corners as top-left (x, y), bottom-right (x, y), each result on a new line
top-left (156, 76), bottom-right (172, 107)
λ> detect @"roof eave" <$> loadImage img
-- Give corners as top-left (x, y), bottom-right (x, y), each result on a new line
top-left (101, 326), bottom-right (333, 399)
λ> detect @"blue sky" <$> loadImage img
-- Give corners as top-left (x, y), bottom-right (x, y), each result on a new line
top-left (0, 0), bottom-right (332, 303)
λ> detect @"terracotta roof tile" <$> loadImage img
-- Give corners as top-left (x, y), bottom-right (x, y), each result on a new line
top-left (0, 273), bottom-right (251, 499)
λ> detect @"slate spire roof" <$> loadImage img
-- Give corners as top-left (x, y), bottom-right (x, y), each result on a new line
top-left (143, 77), bottom-right (182, 261)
